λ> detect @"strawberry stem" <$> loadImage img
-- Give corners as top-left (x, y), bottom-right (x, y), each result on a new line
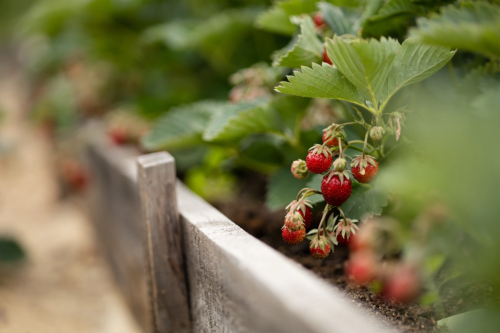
top-left (316, 204), bottom-right (332, 241)
top-left (337, 207), bottom-right (348, 222)
top-left (362, 127), bottom-right (371, 158)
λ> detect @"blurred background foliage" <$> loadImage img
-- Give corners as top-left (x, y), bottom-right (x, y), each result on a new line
top-left (2, 0), bottom-right (500, 330)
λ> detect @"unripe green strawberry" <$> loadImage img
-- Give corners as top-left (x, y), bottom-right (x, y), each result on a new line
top-left (370, 126), bottom-right (385, 141)
top-left (321, 171), bottom-right (352, 206)
top-left (291, 159), bottom-right (309, 179)
top-left (333, 157), bottom-right (347, 172)
top-left (306, 144), bottom-right (333, 174)
top-left (282, 225), bottom-right (306, 245)
top-left (351, 155), bottom-right (378, 184)
top-left (309, 235), bottom-right (331, 259)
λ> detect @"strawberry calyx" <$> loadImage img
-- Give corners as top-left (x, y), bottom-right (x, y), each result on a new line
top-left (284, 211), bottom-right (304, 230)
top-left (334, 218), bottom-right (359, 242)
top-left (325, 169), bottom-right (350, 185)
top-left (351, 155), bottom-right (377, 176)
top-left (308, 144), bottom-right (332, 159)
top-left (322, 124), bottom-right (346, 147)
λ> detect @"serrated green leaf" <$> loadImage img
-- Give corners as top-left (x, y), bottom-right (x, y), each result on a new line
top-left (318, 2), bottom-right (360, 36)
top-left (378, 38), bottom-right (455, 112)
top-left (142, 101), bottom-right (225, 150)
top-left (369, 0), bottom-right (425, 22)
top-left (326, 36), bottom-right (399, 107)
top-left (203, 99), bottom-right (279, 142)
top-left (273, 16), bottom-right (323, 68)
top-left (267, 167), bottom-right (307, 210)
top-left (275, 62), bottom-right (367, 108)
top-left (340, 181), bottom-right (390, 221)
top-left (255, 6), bottom-right (296, 36)
top-left (410, 3), bottom-right (500, 59)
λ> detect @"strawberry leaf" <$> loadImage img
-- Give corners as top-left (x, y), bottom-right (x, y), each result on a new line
top-left (340, 181), bottom-right (390, 222)
top-left (275, 63), bottom-right (367, 108)
top-left (203, 98), bottom-right (279, 142)
top-left (142, 101), bottom-right (225, 150)
top-left (410, 2), bottom-right (500, 59)
top-left (369, 0), bottom-right (425, 23)
top-left (318, 2), bottom-right (360, 36)
top-left (267, 167), bottom-right (307, 210)
top-left (273, 16), bottom-right (323, 68)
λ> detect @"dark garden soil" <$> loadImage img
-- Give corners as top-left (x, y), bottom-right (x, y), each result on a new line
top-left (212, 171), bottom-right (492, 333)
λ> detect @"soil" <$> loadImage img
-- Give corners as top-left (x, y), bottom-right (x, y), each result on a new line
top-left (212, 171), bottom-right (485, 333)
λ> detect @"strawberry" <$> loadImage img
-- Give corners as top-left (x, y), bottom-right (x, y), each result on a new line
top-left (322, 124), bottom-right (344, 147)
top-left (383, 265), bottom-right (420, 303)
top-left (108, 126), bottom-right (127, 145)
top-left (321, 171), bottom-right (352, 206)
top-left (370, 126), bottom-right (385, 141)
top-left (313, 12), bottom-right (326, 29)
top-left (346, 250), bottom-right (377, 284)
top-left (306, 144), bottom-right (333, 174)
top-left (323, 48), bottom-right (333, 66)
top-left (351, 155), bottom-right (378, 184)
top-left (282, 225), bottom-right (306, 245)
top-left (287, 200), bottom-right (313, 229)
top-left (334, 218), bottom-right (359, 246)
top-left (284, 211), bottom-right (305, 230)
top-left (309, 235), bottom-right (331, 259)
top-left (291, 159), bottom-right (309, 180)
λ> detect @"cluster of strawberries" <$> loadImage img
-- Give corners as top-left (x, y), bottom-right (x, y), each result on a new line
top-left (283, 123), bottom-right (380, 259)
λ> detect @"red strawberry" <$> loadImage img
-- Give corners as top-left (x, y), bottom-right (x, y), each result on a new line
top-left (322, 124), bottom-right (344, 147)
top-left (291, 159), bottom-right (309, 180)
top-left (323, 49), bottom-right (333, 66)
top-left (346, 250), bottom-right (377, 284)
top-left (383, 265), bottom-right (420, 303)
top-left (282, 226), bottom-right (306, 245)
top-left (108, 126), bottom-right (127, 145)
top-left (287, 200), bottom-right (313, 229)
top-left (306, 144), bottom-right (333, 174)
top-left (334, 218), bottom-right (359, 246)
top-left (313, 12), bottom-right (326, 29)
top-left (351, 155), bottom-right (378, 183)
top-left (321, 171), bottom-right (352, 206)
top-left (309, 235), bottom-right (331, 259)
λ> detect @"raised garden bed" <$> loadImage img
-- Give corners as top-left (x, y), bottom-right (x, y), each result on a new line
top-left (83, 124), bottom-right (389, 333)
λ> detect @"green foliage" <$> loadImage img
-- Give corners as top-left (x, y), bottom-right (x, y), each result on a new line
top-left (273, 16), bottom-right (323, 68)
top-left (410, 2), bottom-right (500, 59)
top-left (318, 2), bottom-right (360, 36)
top-left (277, 36), bottom-right (455, 113)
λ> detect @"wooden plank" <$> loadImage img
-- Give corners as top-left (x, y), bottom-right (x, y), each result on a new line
top-left (177, 182), bottom-right (389, 333)
top-left (138, 153), bottom-right (191, 333)
top-left (82, 124), bottom-right (149, 332)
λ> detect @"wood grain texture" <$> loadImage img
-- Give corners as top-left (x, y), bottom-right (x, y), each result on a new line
top-left (138, 153), bottom-right (191, 333)
top-left (82, 127), bottom-right (149, 332)
top-left (177, 182), bottom-right (389, 333)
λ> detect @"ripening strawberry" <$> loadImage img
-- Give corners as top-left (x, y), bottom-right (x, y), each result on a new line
top-left (309, 235), bottom-right (331, 259)
top-left (282, 225), bottom-right (306, 245)
top-left (351, 155), bottom-right (378, 183)
top-left (323, 48), bottom-right (333, 66)
top-left (321, 171), bottom-right (352, 206)
top-left (291, 159), bottom-right (309, 180)
top-left (306, 144), bottom-right (333, 174)
top-left (284, 211), bottom-right (305, 230)
top-left (346, 250), bottom-right (377, 284)
top-left (313, 12), bottom-right (326, 29)
top-left (287, 200), bottom-right (313, 229)
top-left (322, 124), bottom-right (343, 147)
top-left (383, 265), bottom-right (420, 304)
